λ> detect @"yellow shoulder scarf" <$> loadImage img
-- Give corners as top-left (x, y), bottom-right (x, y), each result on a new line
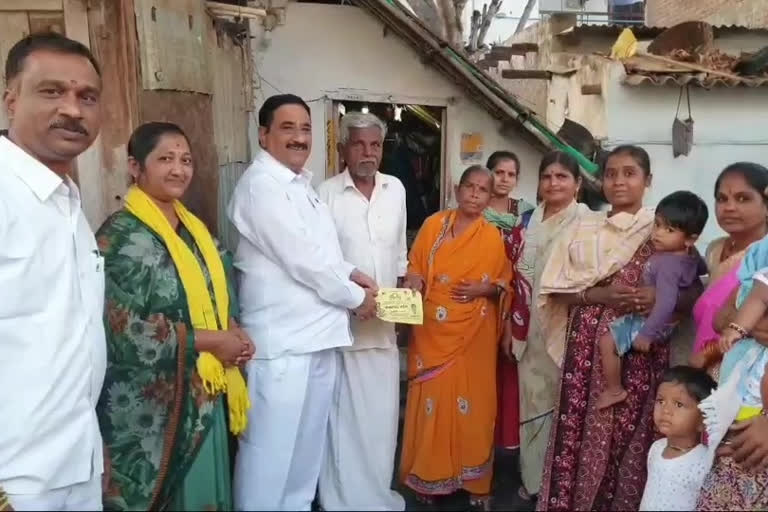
top-left (124, 185), bottom-right (249, 435)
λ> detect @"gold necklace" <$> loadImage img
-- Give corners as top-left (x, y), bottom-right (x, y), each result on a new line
top-left (667, 443), bottom-right (696, 452)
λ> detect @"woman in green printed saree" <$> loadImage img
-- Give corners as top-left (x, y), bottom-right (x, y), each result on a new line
top-left (96, 122), bottom-right (254, 511)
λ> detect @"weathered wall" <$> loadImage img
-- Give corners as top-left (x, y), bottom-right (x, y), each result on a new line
top-left (646, 0), bottom-right (768, 28)
top-left (546, 54), bottom-right (609, 140)
top-left (495, 15), bottom-right (579, 127)
top-left (492, 22), bottom-right (549, 118)
top-left (602, 63), bottom-right (768, 250)
top-left (247, 3), bottom-right (545, 207)
top-left (139, 91), bottom-right (219, 231)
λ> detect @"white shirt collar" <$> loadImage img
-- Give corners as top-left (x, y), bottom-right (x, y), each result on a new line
top-left (0, 135), bottom-right (65, 202)
top-left (257, 149), bottom-right (313, 185)
top-left (340, 169), bottom-right (389, 192)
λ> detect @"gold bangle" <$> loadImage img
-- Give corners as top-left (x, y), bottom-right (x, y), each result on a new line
top-left (580, 289), bottom-right (589, 304)
top-left (728, 322), bottom-right (749, 339)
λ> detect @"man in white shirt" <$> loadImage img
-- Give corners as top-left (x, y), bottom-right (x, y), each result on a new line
top-left (229, 94), bottom-right (378, 511)
top-left (0, 33), bottom-right (106, 511)
top-left (317, 112), bottom-right (407, 510)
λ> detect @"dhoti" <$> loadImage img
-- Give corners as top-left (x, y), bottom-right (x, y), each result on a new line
top-left (319, 347), bottom-right (404, 511)
top-left (234, 349), bottom-right (337, 511)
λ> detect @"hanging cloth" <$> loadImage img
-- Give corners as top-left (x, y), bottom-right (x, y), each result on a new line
top-left (672, 85), bottom-right (694, 158)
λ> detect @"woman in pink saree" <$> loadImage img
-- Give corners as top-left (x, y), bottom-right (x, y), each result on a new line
top-left (691, 163), bottom-right (768, 370)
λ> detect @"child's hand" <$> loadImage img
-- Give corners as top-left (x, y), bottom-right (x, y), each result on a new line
top-left (719, 328), bottom-right (742, 354)
top-left (632, 336), bottom-right (652, 353)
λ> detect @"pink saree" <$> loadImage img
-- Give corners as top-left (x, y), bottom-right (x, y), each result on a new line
top-left (692, 238), bottom-right (746, 354)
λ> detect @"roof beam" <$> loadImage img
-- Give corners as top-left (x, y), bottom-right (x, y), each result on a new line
top-left (501, 69), bottom-right (552, 79)
top-left (488, 43), bottom-right (539, 60)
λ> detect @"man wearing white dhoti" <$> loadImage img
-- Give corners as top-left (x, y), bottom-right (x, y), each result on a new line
top-left (229, 94), bottom-right (378, 511)
top-left (317, 111), bottom-right (407, 511)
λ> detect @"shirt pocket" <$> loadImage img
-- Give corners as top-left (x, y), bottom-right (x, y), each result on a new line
top-left (375, 212), bottom-right (402, 248)
top-left (0, 241), bottom-right (37, 318)
top-left (82, 252), bottom-right (106, 317)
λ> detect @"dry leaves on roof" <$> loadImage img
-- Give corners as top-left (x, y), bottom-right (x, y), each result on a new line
top-left (666, 48), bottom-right (740, 73)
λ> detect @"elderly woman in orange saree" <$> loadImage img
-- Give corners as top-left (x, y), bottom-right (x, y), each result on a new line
top-left (399, 166), bottom-right (511, 511)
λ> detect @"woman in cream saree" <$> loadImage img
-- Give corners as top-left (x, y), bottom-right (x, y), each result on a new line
top-left (508, 152), bottom-right (588, 500)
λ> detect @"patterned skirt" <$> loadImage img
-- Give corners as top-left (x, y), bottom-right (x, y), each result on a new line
top-left (697, 454), bottom-right (768, 511)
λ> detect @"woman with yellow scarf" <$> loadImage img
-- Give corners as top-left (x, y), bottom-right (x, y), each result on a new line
top-left (96, 122), bottom-right (253, 510)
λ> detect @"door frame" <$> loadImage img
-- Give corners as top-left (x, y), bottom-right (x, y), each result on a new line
top-left (324, 92), bottom-right (448, 209)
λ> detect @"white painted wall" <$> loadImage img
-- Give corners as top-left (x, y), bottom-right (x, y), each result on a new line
top-left (602, 63), bottom-right (768, 250)
top-left (248, 3), bottom-right (543, 205)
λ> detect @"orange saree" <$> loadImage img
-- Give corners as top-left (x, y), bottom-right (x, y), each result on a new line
top-left (399, 210), bottom-right (511, 496)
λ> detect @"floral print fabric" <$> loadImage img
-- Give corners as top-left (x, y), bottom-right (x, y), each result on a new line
top-left (96, 211), bottom-right (237, 510)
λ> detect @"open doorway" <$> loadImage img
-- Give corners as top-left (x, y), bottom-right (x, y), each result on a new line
top-left (329, 100), bottom-right (445, 248)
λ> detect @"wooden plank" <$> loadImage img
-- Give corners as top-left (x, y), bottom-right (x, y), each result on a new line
top-left (28, 11), bottom-right (65, 34)
top-left (510, 42), bottom-right (538, 53)
top-left (489, 43), bottom-right (538, 59)
top-left (206, 1), bottom-right (266, 18)
top-left (63, 0), bottom-right (89, 45)
top-left (476, 59), bottom-right (496, 70)
top-left (501, 69), bottom-right (552, 79)
top-left (581, 84), bottom-right (602, 95)
top-left (623, 54), bottom-right (690, 73)
top-left (85, 0), bottom-right (141, 224)
top-left (325, 99), bottom-right (336, 178)
top-left (637, 51), bottom-right (749, 82)
top-left (135, 0), bottom-right (211, 93)
top-left (0, 12), bottom-right (31, 129)
top-left (0, 0), bottom-right (62, 11)
top-left (63, 0), bottom-right (105, 225)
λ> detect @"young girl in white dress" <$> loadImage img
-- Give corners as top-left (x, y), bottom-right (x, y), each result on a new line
top-left (639, 366), bottom-right (717, 511)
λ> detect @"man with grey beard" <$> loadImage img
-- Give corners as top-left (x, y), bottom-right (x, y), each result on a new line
top-left (317, 111), bottom-right (407, 510)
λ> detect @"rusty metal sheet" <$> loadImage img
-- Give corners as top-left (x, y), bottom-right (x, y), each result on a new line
top-left (208, 20), bottom-right (249, 165)
top-left (135, 0), bottom-right (211, 93)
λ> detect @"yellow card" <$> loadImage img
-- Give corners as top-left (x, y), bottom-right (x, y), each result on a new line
top-left (376, 288), bottom-right (423, 325)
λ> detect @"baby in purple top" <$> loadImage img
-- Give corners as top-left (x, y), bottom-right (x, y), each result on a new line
top-left (597, 191), bottom-right (709, 410)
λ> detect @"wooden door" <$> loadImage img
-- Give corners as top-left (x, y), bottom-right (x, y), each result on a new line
top-left (0, 0), bottom-right (110, 228)
top-left (0, 2), bottom-right (72, 129)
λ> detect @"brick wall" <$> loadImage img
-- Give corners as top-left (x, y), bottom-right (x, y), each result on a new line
top-left (646, 0), bottom-right (768, 28)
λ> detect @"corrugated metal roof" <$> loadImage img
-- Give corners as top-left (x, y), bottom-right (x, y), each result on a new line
top-left (623, 73), bottom-right (768, 88)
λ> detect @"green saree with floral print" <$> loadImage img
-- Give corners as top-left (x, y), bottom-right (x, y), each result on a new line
top-left (96, 210), bottom-right (235, 511)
